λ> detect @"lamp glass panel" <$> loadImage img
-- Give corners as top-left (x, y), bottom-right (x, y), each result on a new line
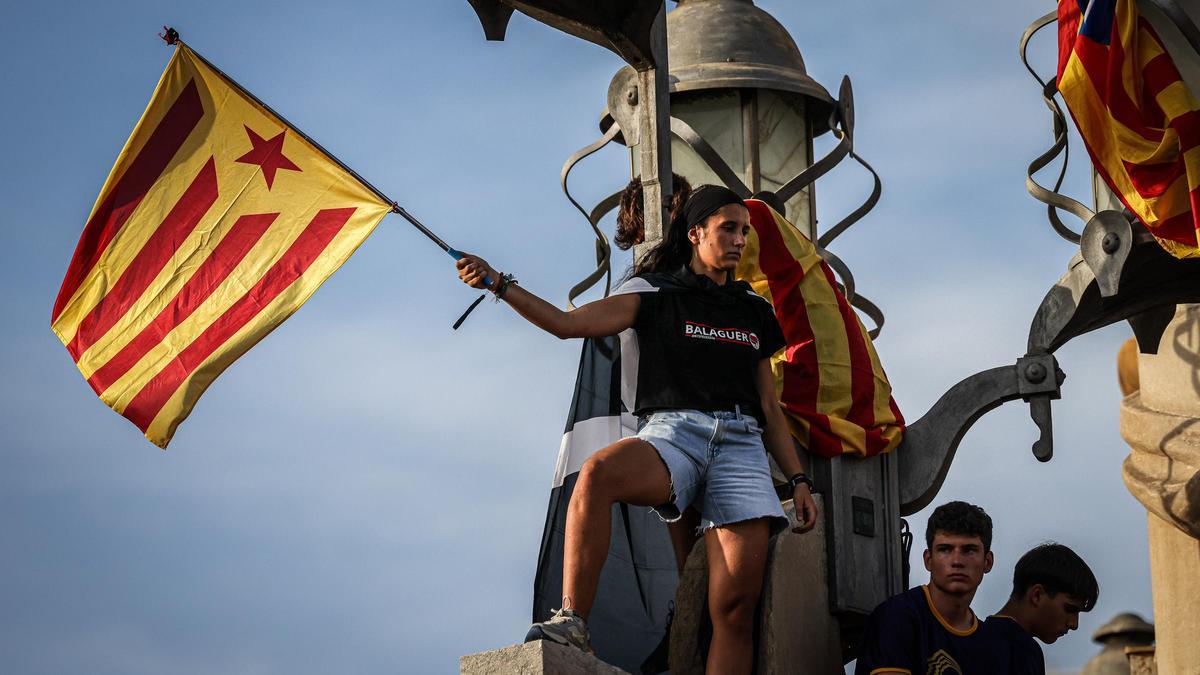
top-left (670, 90), bottom-right (746, 187)
top-left (630, 138), bottom-right (723, 192)
top-left (756, 90), bottom-right (812, 233)
top-left (668, 137), bottom-right (724, 192)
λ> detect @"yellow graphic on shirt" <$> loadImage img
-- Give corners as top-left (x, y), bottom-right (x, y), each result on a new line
top-left (925, 650), bottom-right (962, 675)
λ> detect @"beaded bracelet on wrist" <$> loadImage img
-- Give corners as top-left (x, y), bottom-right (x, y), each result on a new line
top-left (494, 273), bottom-right (517, 301)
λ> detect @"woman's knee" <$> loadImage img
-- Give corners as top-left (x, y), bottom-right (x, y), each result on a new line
top-left (709, 588), bottom-right (760, 631)
top-left (577, 455), bottom-right (617, 500)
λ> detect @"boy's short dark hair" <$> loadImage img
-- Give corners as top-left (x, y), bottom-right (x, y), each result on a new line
top-left (925, 501), bottom-right (993, 551)
top-left (1011, 543), bottom-right (1099, 611)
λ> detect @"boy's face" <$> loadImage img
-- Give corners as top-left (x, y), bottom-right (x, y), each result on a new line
top-left (923, 532), bottom-right (993, 597)
top-left (1028, 586), bottom-right (1085, 643)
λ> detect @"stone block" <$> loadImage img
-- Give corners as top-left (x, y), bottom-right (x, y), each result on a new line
top-left (460, 640), bottom-right (630, 675)
top-left (1146, 513), bottom-right (1200, 675)
top-left (1119, 304), bottom-right (1200, 674)
top-left (669, 494), bottom-right (842, 674)
top-left (1119, 392), bottom-right (1200, 539)
top-left (758, 497), bottom-right (841, 674)
top-left (1121, 305), bottom-right (1200, 539)
top-left (1126, 645), bottom-right (1157, 675)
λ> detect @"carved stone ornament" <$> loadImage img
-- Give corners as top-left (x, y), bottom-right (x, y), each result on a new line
top-left (1120, 305), bottom-right (1200, 539)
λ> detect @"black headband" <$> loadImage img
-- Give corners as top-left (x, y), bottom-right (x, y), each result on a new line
top-left (675, 184), bottom-right (746, 231)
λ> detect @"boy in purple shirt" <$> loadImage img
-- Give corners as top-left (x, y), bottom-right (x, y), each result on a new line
top-left (986, 543), bottom-right (1099, 674)
top-left (855, 501), bottom-right (1000, 674)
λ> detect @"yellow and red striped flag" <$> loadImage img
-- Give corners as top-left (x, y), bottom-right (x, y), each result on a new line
top-left (738, 200), bottom-right (904, 458)
top-left (1058, 0), bottom-right (1200, 258)
top-left (51, 43), bottom-right (391, 447)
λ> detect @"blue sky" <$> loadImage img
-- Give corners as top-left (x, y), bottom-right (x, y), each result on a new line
top-left (1, 1), bottom-right (1152, 672)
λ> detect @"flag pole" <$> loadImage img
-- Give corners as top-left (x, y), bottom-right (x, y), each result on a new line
top-left (159, 28), bottom-right (490, 323)
top-left (389, 206), bottom-right (490, 328)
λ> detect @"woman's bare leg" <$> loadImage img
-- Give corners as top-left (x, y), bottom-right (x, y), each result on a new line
top-left (668, 509), bottom-right (701, 573)
top-left (704, 518), bottom-right (771, 675)
top-left (563, 437), bottom-right (672, 619)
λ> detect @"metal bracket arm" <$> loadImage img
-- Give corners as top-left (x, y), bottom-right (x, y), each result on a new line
top-left (897, 354), bottom-right (1063, 515)
top-left (1029, 216), bottom-right (1200, 355)
top-left (466, 1), bottom-right (668, 70)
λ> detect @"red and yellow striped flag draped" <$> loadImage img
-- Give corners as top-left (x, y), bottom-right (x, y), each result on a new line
top-left (736, 200), bottom-right (904, 458)
top-left (51, 44), bottom-right (392, 448)
top-left (1058, 0), bottom-right (1200, 258)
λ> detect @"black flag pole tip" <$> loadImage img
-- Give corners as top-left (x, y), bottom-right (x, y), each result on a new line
top-left (391, 203), bottom-right (452, 254)
top-left (389, 203), bottom-right (493, 328)
top-left (160, 26), bottom-right (180, 45)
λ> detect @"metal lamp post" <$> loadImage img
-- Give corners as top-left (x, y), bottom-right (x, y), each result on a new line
top-left (599, 0), bottom-right (903, 627)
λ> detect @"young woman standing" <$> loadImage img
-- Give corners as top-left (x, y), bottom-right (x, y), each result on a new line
top-left (456, 185), bottom-right (818, 674)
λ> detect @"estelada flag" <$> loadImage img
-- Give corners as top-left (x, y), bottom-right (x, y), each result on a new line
top-left (738, 200), bottom-right (904, 458)
top-left (1058, 0), bottom-right (1200, 259)
top-left (51, 43), bottom-right (391, 447)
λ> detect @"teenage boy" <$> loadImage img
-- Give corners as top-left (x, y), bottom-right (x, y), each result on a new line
top-left (986, 543), bottom-right (1099, 674)
top-left (855, 501), bottom-right (996, 675)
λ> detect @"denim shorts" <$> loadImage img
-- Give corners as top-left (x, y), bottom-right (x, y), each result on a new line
top-left (637, 408), bottom-right (787, 533)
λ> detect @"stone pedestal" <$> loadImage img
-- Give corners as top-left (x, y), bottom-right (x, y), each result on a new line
top-left (1080, 613), bottom-right (1155, 675)
top-left (460, 640), bottom-right (630, 675)
top-left (1119, 304), bottom-right (1200, 674)
top-left (1126, 646), bottom-right (1157, 675)
top-left (669, 494), bottom-right (841, 674)
top-left (1144, 513), bottom-right (1200, 674)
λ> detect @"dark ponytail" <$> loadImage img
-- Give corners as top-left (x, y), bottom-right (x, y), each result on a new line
top-left (615, 174), bottom-right (693, 253)
top-left (631, 202), bottom-right (697, 275)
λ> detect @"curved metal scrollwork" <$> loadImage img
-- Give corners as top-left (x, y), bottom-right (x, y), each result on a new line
top-left (560, 123), bottom-right (621, 308)
top-left (813, 77), bottom-right (883, 256)
top-left (818, 246), bottom-right (884, 339)
top-left (666, 75), bottom-right (886, 333)
top-left (776, 76), bottom-right (885, 330)
top-left (1020, 10), bottom-right (1094, 244)
top-left (774, 125), bottom-right (847, 205)
top-left (561, 77), bottom-right (888, 336)
top-left (565, 190), bottom-right (623, 308)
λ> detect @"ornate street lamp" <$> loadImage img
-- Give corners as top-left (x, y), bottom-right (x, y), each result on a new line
top-left (469, 0), bottom-right (900, 643)
top-left (584, 0), bottom-right (899, 624)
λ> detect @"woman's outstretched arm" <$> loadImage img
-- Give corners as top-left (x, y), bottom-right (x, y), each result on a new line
top-left (756, 358), bottom-right (819, 534)
top-left (456, 253), bottom-right (639, 339)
